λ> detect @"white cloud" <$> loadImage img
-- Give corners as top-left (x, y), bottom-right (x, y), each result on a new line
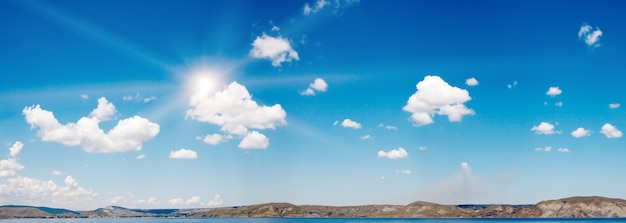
top-left (340, 119), bottom-right (362, 129)
top-left (377, 147), bottom-right (408, 159)
top-left (601, 123), bottom-right (622, 138)
top-left (203, 133), bottom-right (226, 146)
top-left (360, 134), bottom-right (372, 140)
top-left (133, 196), bottom-right (158, 205)
top-left (186, 81), bottom-right (286, 149)
top-left (143, 96), bottom-right (157, 103)
top-left (89, 97), bottom-right (117, 121)
top-left (123, 94), bottom-right (157, 103)
top-left (465, 77), bottom-right (479, 86)
top-left (396, 169), bottom-right (411, 174)
top-left (238, 131), bottom-right (269, 149)
top-left (303, 0), bottom-right (329, 15)
top-left (80, 94), bottom-right (89, 99)
top-left (207, 194), bottom-right (223, 206)
top-left (571, 127), bottom-right (591, 138)
top-left (301, 78), bottom-right (328, 96)
top-left (51, 170), bottom-right (63, 176)
top-left (418, 146), bottom-right (427, 151)
top-left (168, 198), bottom-right (184, 206)
top-left (609, 103), bottom-right (620, 109)
top-left (249, 34), bottom-right (299, 67)
top-left (169, 149), bottom-right (198, 159)
top-left (300, 88), bottom-right (316, 96)
top-left (535, 146), bottom-right (552, 152)
top-left (0, 175), bottom-right (98, 210)
top-left (403, 75), bottom-right (474, 126)
top-left (578, 24), bottom-right (602, 47)
top-left (418, 162), bottom-right (482, 204)
top-left (186, 196), bottom-right (201, 205)
top-left (23, 99), bottom-right (160, 153)
top-left (377, 123), bottom-right (397, 130)
top-left (136, 154), bottom-right (146, 159)
top-left (507, 81), bottom-right (518, 89)
top-left (531, 122), bottom-right (556, 135)
top-left (9, 141), bottom-right (23, 158)
top-left (546, 87), bottom-right (562, 97)
top-left (558, 148), bottom-right (570, 153)
top-left (555, 102), bottom-right (563, 107)
top-left (1, 141), bottom-right (24, 177)
top-left (333, 120), bottom-right (339, 126)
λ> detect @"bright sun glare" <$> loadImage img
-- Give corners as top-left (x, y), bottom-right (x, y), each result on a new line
top-left (183, 65), bottom-right (226, 96)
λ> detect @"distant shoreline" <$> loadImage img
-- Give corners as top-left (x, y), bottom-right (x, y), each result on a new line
top-left (2, 196), bottom-right (626, 218)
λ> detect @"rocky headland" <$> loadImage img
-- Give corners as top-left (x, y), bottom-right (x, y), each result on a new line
top-left (1, 196), bottom-right (625, 218)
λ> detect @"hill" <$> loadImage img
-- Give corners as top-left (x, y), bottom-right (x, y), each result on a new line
top-left (2, 196), bottom-right (626, 218)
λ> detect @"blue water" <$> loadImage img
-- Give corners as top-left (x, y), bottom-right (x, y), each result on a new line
top-left (0, 219), bottom-right (625, 223)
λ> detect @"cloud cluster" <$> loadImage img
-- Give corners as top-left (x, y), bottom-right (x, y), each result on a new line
top-left (301, 78), bottom-right (328, 96)
top-left (534, 146), bottom-right (552, 152)
top-left (250, 34), bottom-right (299, 67)
top-left (601, 123), bottom-right (622, 138)
top-left (578, 24), bottom-right (602, 47)
top-left (0, 141), bottom-right (24, 177)
top-left (303, 0), bottom-right (359, 15)
top-left (403, 75), bottom-right (474, 126)
top-left (531, 122), bottom-right (556, 135)
top-left (23, 98), bottom-right (160, 153)
top-left (303, 0), bottom-right (329, 15)
top-left (377, 147), bottom-right (408, 159)
top-left (0, 175), bottom-right (98, 210)
top-left (169, 149), bottom-right (198, 159)
top-left (167, 195), bottom-right (222, 207)
top-left (186, 81), bottom-right (287, 149)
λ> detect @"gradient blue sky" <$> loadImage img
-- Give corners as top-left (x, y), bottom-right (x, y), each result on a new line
top-left (1, 0), bottom-right (626, 210)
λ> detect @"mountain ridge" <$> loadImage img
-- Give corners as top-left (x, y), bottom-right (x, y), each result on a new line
top-left (1, 196), bottom-right (625, 218)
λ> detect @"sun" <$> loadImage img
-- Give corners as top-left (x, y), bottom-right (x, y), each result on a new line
top-left (180, 62), bottom-right (228, 96)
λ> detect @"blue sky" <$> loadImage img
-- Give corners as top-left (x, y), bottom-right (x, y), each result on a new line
top-left (1, 0), bottom-right (626, 210)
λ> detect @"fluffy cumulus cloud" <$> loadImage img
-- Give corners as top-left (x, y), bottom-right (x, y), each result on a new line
top-left (133, 196), bottom-right (158, 205)
top-left (238, 131), bottom-right (269, 149)
top-left (301, 78), bottom-right (328, 96)
top-left (186, 81), bottom-right (287, 149)
top-left (203, 133), bottom-right (226, 146)
top-left (22, 97), bottom-right (160, 153)
top-left (546, 87), bottom-right (562, 97)
top-left (0, 141), bottom-right (24, 177)
top-left (403, 76), bottom-right (474, 126)
top-left (531, 122), bottom-right (556, 135)
top-left (465, 77), bottom-right (479, 86)
top-left (0, 175), bottom-right (98, 210)
top-left (169, 149), bottom-right (198, 159)
top-left (609, 103), bottom-right (620, 109)
top-left (377, 147), bottom-right (408, 159)
top-left (571, 127), bottom-right (591, 138)
top-left (168, 198), bottom-right (184, 206)
top-left (601, 123), bottom-right (622, 138)
top-left (558, 148), bottom-right (570, 153)
top-left (418, 162), bottom-right (482, 204)
top-left (360, 134), bottom-right (372, 140)
top-left (207, 194), bottom-right (223, 206)
top-left (340, 119), bottom-right (362, 129)
top-left (578, 23), bottom-right (602, 47)
top-left (249, 34), bottom-right (299, 67)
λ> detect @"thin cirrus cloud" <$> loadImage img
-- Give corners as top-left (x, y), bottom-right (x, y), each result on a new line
top-left (169, 149), bottom-right (198, 159)
top-left (377, 147), bottom-right (408, 159)
top-left (403, 75), bottom-right (474, 126)
top-left (578, 23), bottom-right (603, 48)
top-left (22, 97), bottom-right (160, 153)
top-left (249, 34), bottom-right (299, 67)
top-left (186, 81), bottom-right (286, 149)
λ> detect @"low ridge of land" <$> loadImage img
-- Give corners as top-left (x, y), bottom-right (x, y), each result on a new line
top-left (1, 196), bottom-right (626, 218)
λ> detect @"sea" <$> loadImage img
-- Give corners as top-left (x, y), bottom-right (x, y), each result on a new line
top-left (0, 219), bottom-right (624, 223)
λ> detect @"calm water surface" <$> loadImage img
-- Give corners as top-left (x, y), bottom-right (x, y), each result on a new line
top-left (1, 219), bottom-right (625, 223)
